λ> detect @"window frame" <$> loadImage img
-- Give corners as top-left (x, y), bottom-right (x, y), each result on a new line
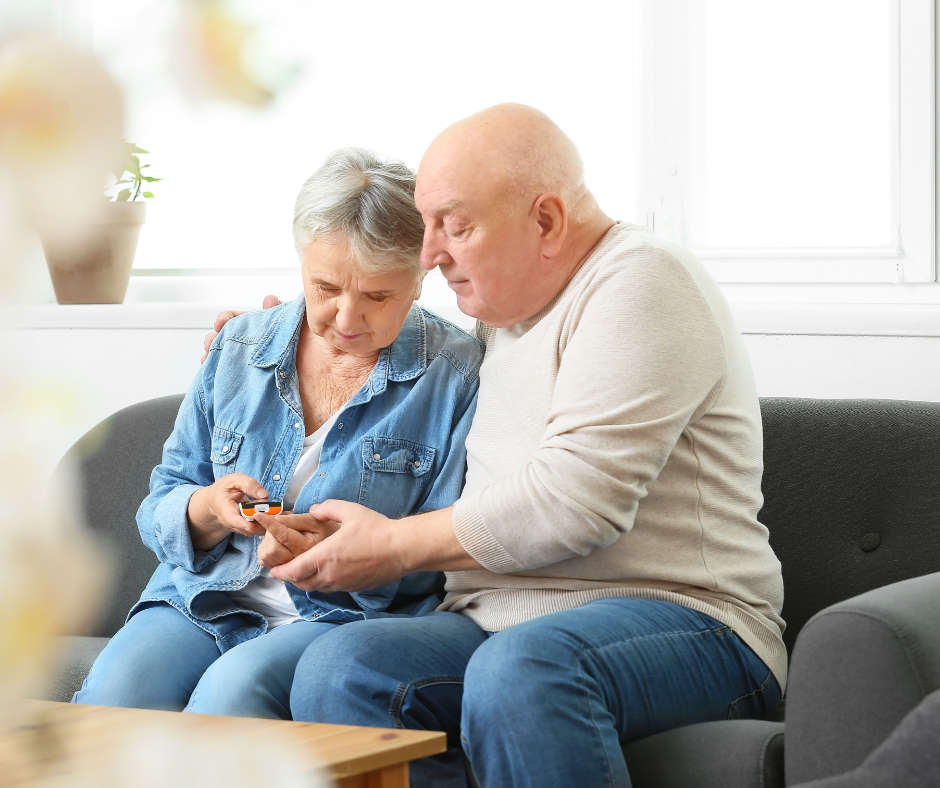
top-left (635, 0), bottom-right (935, 284)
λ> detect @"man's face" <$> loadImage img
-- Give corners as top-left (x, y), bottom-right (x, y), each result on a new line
top-left (415, 160), bottom-right (543, 328)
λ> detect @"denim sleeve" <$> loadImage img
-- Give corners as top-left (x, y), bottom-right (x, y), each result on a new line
top-left (396, 375), bottom-right (479, 598)
top-left (136, 361), bottom-right (230, 573)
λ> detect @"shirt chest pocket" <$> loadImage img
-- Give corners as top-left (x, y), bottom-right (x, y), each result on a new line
top-left (210, 427), bottom-right (244, 480)
top-left (359, 437), bottom-right (436, 518)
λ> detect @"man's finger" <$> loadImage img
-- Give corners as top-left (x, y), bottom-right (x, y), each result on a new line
top-left (203, 330), bottom-right (218, 354)
top-left (213, 309), bottom-right (245, 333)
top-left (262, 295), bottom-right (282, 309)
top-left (307, 498), bottom-right (363, 524)
top-left (269, 548), bottom-right (322, 590)
top-left (272, 512), bottom-right (340, 536)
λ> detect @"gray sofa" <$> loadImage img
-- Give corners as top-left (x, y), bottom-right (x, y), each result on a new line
top-left (42, 396), bottom-right (940, 786)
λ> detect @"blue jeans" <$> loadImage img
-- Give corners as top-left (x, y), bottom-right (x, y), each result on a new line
top-left (290, 598), bottom-right (781, 788)
top-left (72, 603), bottom-right (339, 717)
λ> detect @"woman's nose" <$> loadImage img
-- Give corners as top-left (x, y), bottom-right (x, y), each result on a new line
top-left (335, 297), bottom-right (365, 332)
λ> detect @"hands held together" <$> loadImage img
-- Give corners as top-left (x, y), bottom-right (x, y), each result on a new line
top-left (187, 472), bottom-right (409, 593)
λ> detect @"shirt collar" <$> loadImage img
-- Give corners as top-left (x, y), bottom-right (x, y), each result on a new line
top-left (249, 296), bottom-right (428, 394)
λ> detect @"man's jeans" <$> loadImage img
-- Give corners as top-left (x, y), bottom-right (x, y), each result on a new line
top-left (290, 597), bottom-right (781, 788)
top-left (72, 603), bottom-right (339, 716)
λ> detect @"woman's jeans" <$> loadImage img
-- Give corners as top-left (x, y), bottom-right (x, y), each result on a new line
top-left (290, 598), bottom-right (781, 788)
top-left (72, 603), bottom-right (339, 717)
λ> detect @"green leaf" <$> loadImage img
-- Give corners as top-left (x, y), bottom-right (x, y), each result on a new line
top-left (127, 143), bottom-right (149, 154)
top-left (128, 156), bottom-right (141, 177)
top-left (117, 189), bottom-right (131, 202)
top-left (141, 176), bottom-right (161, 182)
top-left (141, 164), bottom-right (150, 169)
top-left (143, 192), bottom-right (154, 199)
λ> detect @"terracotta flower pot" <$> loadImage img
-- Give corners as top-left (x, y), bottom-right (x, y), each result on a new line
top-left (42, 201), bottom-right (146, 304)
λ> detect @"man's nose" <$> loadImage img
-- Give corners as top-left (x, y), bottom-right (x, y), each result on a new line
top-left (420, 227), bottom-right (450, 271)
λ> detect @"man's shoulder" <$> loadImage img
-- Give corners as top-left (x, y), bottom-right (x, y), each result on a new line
top-left (418, 306), bottom-right (485, 381)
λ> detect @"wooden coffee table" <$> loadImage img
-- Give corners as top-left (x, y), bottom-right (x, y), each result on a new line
top-left (2, 700), bottom-right (446, 787)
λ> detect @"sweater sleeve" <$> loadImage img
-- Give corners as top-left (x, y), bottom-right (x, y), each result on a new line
top-left (452, 251), bottom-right (728, 572)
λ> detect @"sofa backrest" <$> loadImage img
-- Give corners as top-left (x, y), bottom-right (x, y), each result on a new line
top-left (759, 398), bottom-right (940, 654)
top-left (52, 394), bottom-right (183, 637)
top-left (53, 395), bottom-right (940, 644)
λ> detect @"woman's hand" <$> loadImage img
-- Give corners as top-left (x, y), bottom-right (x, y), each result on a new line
top-left (187, 473), bottom-right (270, 551)
top-left (255, 512), bottom-right (342, 568)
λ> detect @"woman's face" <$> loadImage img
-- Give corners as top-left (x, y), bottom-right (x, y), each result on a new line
top-left (301, 238), bottom-right (420, 359)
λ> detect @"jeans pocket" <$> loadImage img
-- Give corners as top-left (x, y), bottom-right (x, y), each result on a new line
top-left (727, 668), bottom-right (775, 721)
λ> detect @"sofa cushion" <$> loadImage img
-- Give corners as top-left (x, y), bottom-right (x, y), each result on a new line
top-left (34, 636), bottom-right (110, 703)
top-left (622, 720), bottom-right (785, 788)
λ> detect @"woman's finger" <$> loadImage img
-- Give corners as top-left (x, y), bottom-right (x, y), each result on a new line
top-left (221, 474), bottom-right (268, 501)
top-left (258, 530), bottom-right (295, 567)
top-left (256, 514), bottom-right (313, 554)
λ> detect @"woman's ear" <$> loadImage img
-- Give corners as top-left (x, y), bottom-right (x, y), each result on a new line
top-left (413, 276), bottom-right (424, 301)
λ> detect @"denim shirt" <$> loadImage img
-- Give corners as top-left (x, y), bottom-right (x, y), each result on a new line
top-left (133, 296), bottom-right (483, 652)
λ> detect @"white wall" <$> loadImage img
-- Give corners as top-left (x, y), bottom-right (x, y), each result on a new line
top-left (12, 290), bottom-right (940, 481)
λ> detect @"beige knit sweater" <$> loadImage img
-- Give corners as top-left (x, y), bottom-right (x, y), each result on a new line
top-left (440, 222), bottom-right (787, 690)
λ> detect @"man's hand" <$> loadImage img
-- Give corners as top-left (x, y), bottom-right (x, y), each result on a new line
top-left (255, 512), bottom-right (341, 568)
top-left (187, 473), bottom-right (269, 550)
top-left (269, 500), bottom-right (483, 592)
top-left (200, 295), bottom-right (283, 363)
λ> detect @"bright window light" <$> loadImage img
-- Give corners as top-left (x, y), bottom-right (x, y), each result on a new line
top-left (703, 0), bottom-right (893, 249)
top-left (89, 0), bottom-right (638, 272)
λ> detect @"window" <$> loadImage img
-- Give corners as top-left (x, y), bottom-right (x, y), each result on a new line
top-left (81, 0), bottom-right (639, 315)
top-left (636, 0), bottom-right (934, 283)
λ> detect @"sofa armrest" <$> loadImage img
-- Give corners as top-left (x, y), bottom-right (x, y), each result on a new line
top-left (31, 636), bottom-right (110, 703)
top-left (622, 720), bottom-right (785, 788)
top-left (785, 571), bottom-right (940, 785)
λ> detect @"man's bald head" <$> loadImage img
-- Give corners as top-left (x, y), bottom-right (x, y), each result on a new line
top-left (421, 103), bottom-right (589, 218)
top-left (415, 104), bottom-right (613, 327)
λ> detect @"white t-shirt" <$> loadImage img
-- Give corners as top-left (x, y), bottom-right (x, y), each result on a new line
top-left (226, 412), bottom-right (340, 628)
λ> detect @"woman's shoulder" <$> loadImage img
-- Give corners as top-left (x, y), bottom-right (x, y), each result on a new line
top-left (417, 306), bottom-right (485, 378)
top-left (209, 296), bottom-right (303, 352)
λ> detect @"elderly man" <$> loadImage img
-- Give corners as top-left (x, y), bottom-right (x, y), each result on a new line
top-left (208, 104), bottom-right (785, 788)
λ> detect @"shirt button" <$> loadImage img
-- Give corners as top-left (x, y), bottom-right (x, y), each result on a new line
top-left (373, 453), bottom-right (381, 461)
top-left (294, 422), bottom-right (301, 429)
top-left (319, 472), bottom-right (325, 477)
top-left (222, 445), bottom-right (230, 453)
top-left (413, 460), bottom-right (420, 468)
top-left (337, 423), bottom-right (343, 429)
top-left (279, 371), bottom-right (286, 378)
top-left (272, 474), bottom-right (281, 481)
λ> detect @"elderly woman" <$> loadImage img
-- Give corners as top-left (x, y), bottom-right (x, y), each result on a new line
top-left (73, 148), bottom-right (483, 718)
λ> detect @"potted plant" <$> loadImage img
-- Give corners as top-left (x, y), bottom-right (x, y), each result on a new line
top-left (42, 142), bottom-right (160, 304)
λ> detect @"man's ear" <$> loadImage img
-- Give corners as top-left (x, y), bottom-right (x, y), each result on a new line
top-left (533, 193), bottom-right (567, 258)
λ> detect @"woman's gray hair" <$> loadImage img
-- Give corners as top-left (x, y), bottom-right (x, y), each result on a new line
top-left (293, 148), bottom-right (425, 280)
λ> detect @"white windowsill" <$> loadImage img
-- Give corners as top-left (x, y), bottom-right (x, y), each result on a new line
top-left (9, 274), bottom-right (940, 337)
